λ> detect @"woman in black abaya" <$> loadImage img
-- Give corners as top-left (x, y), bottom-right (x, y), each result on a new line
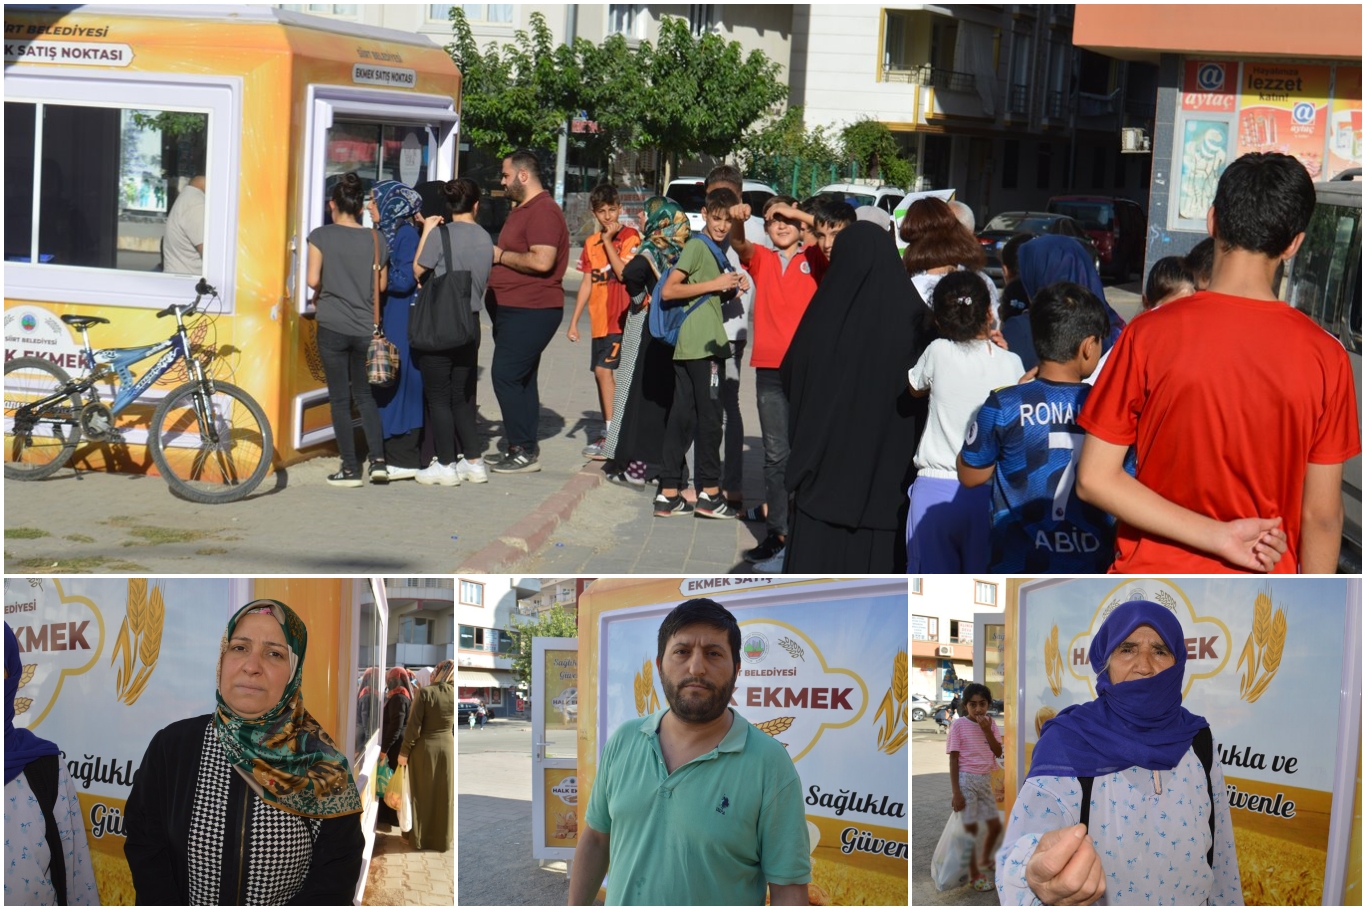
top-left (780, 221), bottom-right (936, 571)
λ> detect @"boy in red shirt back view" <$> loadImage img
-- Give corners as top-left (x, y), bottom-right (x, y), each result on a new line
top-left (1077, 152), bottom-right (1360, 573)
top-left (729, 195), bottom-right (821, 569)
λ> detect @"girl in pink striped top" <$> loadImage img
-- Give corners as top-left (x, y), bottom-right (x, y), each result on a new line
top-left (947, 683), bottom-right (1004, 891)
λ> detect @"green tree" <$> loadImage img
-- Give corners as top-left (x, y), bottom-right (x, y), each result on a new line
top-left (445, 8), bottom-right (580, 158)
top-left (570, 33), bottom-right (646, 181)
top-left (508, 603), bottom-right (578, 689)
top-left (840, 117), bottom-right (915, 189)
top-left (736, 105), bottom-right (843, 195)
top-left (635, 16), bottom-right (787, 186)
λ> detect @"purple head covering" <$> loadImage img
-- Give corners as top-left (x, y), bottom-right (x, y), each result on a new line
top-left (1027, 601), bottom-right (1208, 779)
top-left (6, 622), bottom-right (61, 784)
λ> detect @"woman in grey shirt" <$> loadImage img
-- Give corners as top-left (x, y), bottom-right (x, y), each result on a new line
top-left (307, 173), bottom-right (390, 487)
top-left (411, 177), bottom-right (494, 486)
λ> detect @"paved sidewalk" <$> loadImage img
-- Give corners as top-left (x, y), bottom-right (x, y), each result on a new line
top-left (361, 820), bottom-right (454, 906)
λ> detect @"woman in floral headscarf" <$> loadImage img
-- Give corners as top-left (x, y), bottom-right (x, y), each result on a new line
top-left (125, 600), bottom-right (363, 905)
top-left (602, 197), bottom-right (691, 487)
top-left (397, 659), bottom-right (454, 851)
top-left (367, 180), bottom-right (427, 480)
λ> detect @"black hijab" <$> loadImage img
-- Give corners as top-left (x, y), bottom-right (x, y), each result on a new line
top-left (781, 222), bottom-right (936, 531)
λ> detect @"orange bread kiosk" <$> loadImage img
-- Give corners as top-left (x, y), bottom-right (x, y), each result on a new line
top-left (3, 6), bottom-right (461, 472)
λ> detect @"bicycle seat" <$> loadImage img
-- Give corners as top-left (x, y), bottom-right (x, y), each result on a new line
top-left (60, 315), bottom-right (110, 329)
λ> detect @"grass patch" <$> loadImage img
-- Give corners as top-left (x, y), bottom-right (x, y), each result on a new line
top-left (7, 527), bottom-right (51, 539)
top-left (195, 547), bottom-right (229, 556)
top-left (10, 555), bottom-right (150, 572)
top-left (120, 526), bottom-right (216, 546)
top-left (65, 533), bottom-right (96, 543)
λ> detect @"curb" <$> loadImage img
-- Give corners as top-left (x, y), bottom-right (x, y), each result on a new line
top-left (457, 462), bottom-right (605, 571)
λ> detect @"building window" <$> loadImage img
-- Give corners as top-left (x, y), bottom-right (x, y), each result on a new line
top-left (1003, 139), bottom-right (1020, 190)
top-left (951, 619), bottom-right (974, 645)
top-left (458, 625), bottom-right (512, 653)
top-left (1036, 143), bottom-right (1052, 190)
top-left (401, 616), bottom-right (433, 645)
top-left (428, 4), bottom-right (513, 24)
top-left (608, 4), bottom-right (644, 38)
top-left (460, 580), bottom-right (484, 606)
top-left (883, 10), bottom-right (913, 77)
top-left (1113, 148), bottom-right (1127, 189)
top-left (911, 577), bottom-right (923, 595)
top-left (1092, 146), bottom-right (1107, 188)
top-left (281, 4), bottom-right (359, 16)
top-left (688, 4), bottom-right (714, 36)
top-left (974, 581), bottom-right (998, 606)
top-left (912, 614), bottom-right (938, 641)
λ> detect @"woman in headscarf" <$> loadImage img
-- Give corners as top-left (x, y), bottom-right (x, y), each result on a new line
top-left (5, 623), bottom-right (101, 906)
top-left (397, 659), bottom-right (453, 852)
top-left (124, 601), bottom-right (363, 905)
top-left (781, 220), bottom-right (937, 572)
top-left (602, 197), bottom-right (691, 488)
top-left (375, 667), bottom-right (414, 830)
top-left (996, 602), bottom-right (1242, 906)
top-left (367, 180), bottom-right (427, 480)
top-left (1003, 234), bottom-right (1127, 372)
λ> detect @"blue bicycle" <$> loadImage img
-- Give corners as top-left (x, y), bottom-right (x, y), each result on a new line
top-left (4, 279), bottom-right (272, 503)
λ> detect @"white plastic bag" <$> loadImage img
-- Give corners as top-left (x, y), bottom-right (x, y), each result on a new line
top-left (931, 809), bottom-right (976, 891)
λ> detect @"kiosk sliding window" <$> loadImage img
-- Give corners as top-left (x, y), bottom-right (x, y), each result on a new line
top-left (5, 101), bottom-right (209, 274)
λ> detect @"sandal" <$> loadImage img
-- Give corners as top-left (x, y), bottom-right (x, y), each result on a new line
top-left (972, 873), bottom-right (994, 892)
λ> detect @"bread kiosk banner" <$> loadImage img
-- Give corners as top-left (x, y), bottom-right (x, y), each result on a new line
top-left (578, 577), bottom-right (909, 906)
top-left (1010, 577), bottom-right (1361, 906)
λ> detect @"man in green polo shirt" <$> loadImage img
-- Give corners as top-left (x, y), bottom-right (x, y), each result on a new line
top-left (568, 599), bottom-right (811, 906)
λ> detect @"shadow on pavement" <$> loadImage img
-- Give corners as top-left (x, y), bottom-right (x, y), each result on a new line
top-left (458, 794), bottom-right (570, 906)
top-left (913, 770), bottom-right (1000, 906)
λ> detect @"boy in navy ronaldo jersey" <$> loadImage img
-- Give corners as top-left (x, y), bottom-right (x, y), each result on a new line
top-left (957, 282), bottom-right (1124, 572)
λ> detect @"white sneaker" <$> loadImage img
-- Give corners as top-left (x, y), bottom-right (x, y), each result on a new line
top-left (415, 457), bottom-right (460, 486)
top-left (385, 464), bottom-right (421, 481)
top-left (752, 547), bottom-right (787, 572)
top-left (456, 458), bottom-right (489, 484)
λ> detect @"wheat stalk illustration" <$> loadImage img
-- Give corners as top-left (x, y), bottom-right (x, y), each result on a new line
top-left (755, 716), bottom-right (795, 749)
top-left (874, 651), bottom-right (908, 755)
top-left (111, 579), bottom-right (164, 706)
top-left (1237, 588), bottom-right (1286, 703)
top-left (12, 660), bottom-right (36, 716)
top-left (1044, 624), bottom-right (1063, 696)
top-left (777, 636), bottom-right (806, 661)
top-left (633, 660), bottom-right (660, 716)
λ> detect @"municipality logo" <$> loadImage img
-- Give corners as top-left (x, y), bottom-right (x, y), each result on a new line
top-left (742, 631), bottom-right (769, 664)
top-left (21, 313), bottom-right (37, 332)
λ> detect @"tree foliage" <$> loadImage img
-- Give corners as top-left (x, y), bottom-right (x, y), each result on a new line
top-left (840, 117), bottom-right (915, 188)
top-left (736, 106), bottom-right (842, 173)
top-left (508, 603), bottom-right (578, 689)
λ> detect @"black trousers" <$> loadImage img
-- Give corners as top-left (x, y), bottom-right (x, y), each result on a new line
top-left (490, 305), bottom-right (562, 451)
top-left (316, 326), bottom-right (385, 473)
top-left (660, 357), bottom-right (724, 490)
top-left (416, 326), bottom-right (483, 465)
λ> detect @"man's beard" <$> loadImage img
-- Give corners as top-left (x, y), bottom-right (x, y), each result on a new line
top-left (661, 666), bottom-right (737, 724)
top-left (505, 178), bottom-right (525, 204)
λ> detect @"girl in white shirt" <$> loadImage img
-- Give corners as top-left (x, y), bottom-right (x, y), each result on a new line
top-left (907, 271), bottom-right (1024, 571)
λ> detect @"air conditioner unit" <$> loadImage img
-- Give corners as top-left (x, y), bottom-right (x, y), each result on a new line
top-left (1121, 127), bottom-right (1152, 154)
top-left (938, 645), bottom-right (953, 657)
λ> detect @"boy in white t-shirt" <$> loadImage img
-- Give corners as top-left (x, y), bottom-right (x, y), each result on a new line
top-left (907, 271), bottom-right (1024, 572)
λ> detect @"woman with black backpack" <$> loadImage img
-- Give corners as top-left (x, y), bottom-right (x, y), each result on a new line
top-left (411, 178), bottom-right (493, 487)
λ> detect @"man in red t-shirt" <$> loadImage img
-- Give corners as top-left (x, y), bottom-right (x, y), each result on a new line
top-left (486, 149), bottom-right (571, 474)
top-left (1077, 152), bottom-right (1360, 573)
top-left (728, 195), bottom-right (821, 569)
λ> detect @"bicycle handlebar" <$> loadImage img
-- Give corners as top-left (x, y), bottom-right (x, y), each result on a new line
top-left (156, 280), bottom-right (218, 319)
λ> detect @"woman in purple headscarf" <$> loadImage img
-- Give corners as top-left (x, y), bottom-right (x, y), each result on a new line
top-left (5, 622), bottom-right (101, 905)
top-left (996, 602), bottom-right (1243, 906)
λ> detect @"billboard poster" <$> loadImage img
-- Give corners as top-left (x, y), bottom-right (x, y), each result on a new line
top-left (599, 589), bottom-right (908, 905)
top-left (1177, 119), bottom-right (1231, 221)
top-left (1015, 577), bottom-right (1358, 906)
top-left (1236, 62), bottom-right (1332, 180)
top-left (4, 576), bottom-right (239, 905)
top-left (1182, 60), bottom-right (1239, 113)
top-left (543, 648), bottom-right (578, 733)
top-left (543, 767), bottom-right (579, 848)
top-left (1327, 66), bottom-right (1362, 179)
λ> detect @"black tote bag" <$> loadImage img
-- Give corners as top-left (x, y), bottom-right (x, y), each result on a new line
top-left (410, 225), bottom-right (478, 351)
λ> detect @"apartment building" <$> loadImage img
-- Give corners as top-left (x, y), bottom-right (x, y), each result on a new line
top-left (517, 576), bottom-right (593, 623)
top-left (909, 574), bottom-right (1007, 702)
top-left (455, 575), bottom-right (539, 714)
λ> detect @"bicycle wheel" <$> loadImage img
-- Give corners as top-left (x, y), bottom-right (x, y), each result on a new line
top-left (148, 379), bottom-right (273, 504)
top-left (4, 356), bottom-right (83, 480)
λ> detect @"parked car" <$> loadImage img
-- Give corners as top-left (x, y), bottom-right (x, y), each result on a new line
top-left (1278, 168), bottom-right (1361, 571)
top-left (817, 182), bottom-right (907, 215)
top-left (664, 176), bottom-right (777, 233)
top-left (911, 693), bottom-right (935, 722)
top-left (976, 212), bottom-right (1103, 284)
top-left (1047, 195), bottom-right (1148, 280)
top-left (458, 699), bottom-right (481, 723)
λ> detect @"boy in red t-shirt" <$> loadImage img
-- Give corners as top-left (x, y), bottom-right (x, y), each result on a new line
top-left (568, 184), bottom-right (641, 458)
top-left (1077, 152), bottom-right (1360, 573)
top-left (729, 195), bottom-right (821, 568)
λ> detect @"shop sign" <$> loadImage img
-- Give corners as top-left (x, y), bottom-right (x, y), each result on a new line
top-left (1327, 67), bottom-right (1362, 178)
top-left (1236, 62), bottom-right (1332, 179)
top-left (4, 39), bottom-right (134, 66)
top-left (351, 63), bottom-right (416, 88)
top-left (1182, 60), bottom-right (1238, 112)
top-left (679, 577), bottom-right (777, 596)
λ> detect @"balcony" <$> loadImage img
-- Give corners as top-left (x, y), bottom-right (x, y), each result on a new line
top-left (883, 64), bottom-right (976, 94)
top-left (1008, 83), bottom-right (1028, 115)
top-left (1125, 98), bottom-right (1156, 122)
top-left (1044, 90), bottom-right (1067, 120)
top-left (391, 641), bottom-right (456, 666)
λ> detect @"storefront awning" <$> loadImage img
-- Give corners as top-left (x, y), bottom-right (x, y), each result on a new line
top-left (458, 669), bottom-right (515, 687)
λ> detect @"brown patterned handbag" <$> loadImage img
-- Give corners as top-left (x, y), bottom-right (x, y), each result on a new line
top-left (364, 228), bottom-right (400, 387)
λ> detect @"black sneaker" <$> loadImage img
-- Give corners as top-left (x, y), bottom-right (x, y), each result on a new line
top-left (326, 467), bottom-right (363, 488)
top-left (695, 491), bottom-right (738, 519)
top-left (489, 446), bottom-right (540, 474)
top-left (369, 460), bottom-right (389, 484)
top-left (744, 532), bottom-right (785, 562)
top-left (653, 493), bottom-right (695, 517)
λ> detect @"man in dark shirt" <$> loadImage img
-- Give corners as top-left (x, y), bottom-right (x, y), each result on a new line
top-left (485, 149), bottom-right (571, 473)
